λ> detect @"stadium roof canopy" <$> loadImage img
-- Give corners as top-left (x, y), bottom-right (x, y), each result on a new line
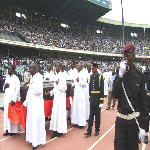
top-left (98, 18), bottom-right (150, 29)
top-left (0, 0), bottom-right (111, 24)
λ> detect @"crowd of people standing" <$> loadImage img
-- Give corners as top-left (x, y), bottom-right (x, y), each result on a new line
top-left (0, 17), bottom-right (150, 56)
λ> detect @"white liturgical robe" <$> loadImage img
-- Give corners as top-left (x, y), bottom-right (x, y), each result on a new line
top-left (71, 69), bottom-right (87, 126)
top-left (25, 73), bottom-right (46, 147)
top-left (49, 71), bottom-right (67, 133)
top-left (4, 74), bottom-right (21, 133)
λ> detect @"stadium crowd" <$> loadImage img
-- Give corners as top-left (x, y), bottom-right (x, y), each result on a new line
top-left (0, 51), bottom-right (145, 85)
top-left (0, 17), bottom-right (150, 56)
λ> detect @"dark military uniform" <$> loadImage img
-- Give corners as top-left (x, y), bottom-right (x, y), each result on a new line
top-left (112, 69), bottom-right (149, 150)
top-left (87, 72), bottom-right (104, 134)
top-left (144, 70), bottom-right (150, 113)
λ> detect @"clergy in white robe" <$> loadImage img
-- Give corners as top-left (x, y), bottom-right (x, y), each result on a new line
top-left (68, 65), bottom-right (78, 82)
top-left (66, 64), bottom-right (78, 120)
top-left (3, 65), bottom-right (21, 136)
top-left (44, 64), bottom-right (55, 81)
top-left (24, 64), bottom-right (46, 149)
top-left (49, 63), bottom-right (67, 138)
top-left (103, 71), bottom-right (110, 96)
top-left (68, 64), bottom-right (78, 105)
top-left (61, 64), bottom-right (70, 79)
top-left (85, 65), bottom-right (92, 121)
top-left (71, 62), bottom-right (87, 127)
top-left (82, 64), bottom-right (90, 120)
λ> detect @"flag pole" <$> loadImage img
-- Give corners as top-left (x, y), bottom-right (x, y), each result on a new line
top-left (121, 0), bottom-right (125, 47)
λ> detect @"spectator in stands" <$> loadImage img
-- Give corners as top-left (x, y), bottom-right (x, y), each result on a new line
top-left (0, 17), bottom-right (150, 56)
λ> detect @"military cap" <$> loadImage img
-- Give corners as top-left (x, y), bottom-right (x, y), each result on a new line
top-left (122, 44), bottom-right (135, 54)
top-left (91, 62), bottom-right (99, 68)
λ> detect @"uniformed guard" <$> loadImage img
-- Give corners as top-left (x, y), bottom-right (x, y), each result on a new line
top-left (142, 58), bottom-right (150, 144)
top-left (112, 44), bottom-right (149, 150)
top-left (84, 62), bottom-right (104, 137)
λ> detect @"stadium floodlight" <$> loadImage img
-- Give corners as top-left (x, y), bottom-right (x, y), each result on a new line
top-left (22, 14), bottom-right (27, 19)
top-left (96, 30), bottom-right (103, 34)
top-left (61, 23), bottom-right (69, 28)
top-left (96, 30), bottom-right (101, 34)
top-left (130, 33), bottom-right (138, 37)
top-left (16, 12), bottom-right (21, 18)
top-left (134, 33), bottom-right (138, 37)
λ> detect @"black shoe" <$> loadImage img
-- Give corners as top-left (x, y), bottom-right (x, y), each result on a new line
top-left (57, 133), bottom-right (63, 137)
top-left (144, 136), bottom-right (148, 144)
top-left (32, 145), bottom-right (40, 150)
top-left (112, 107), bottom-right (115, 110)
top-left (3, 130), bottom-right (9, 136)
top-left (32, 146), bottom-right (37, 150)
top-left (106, 107), bottom-right (110, 110)
top-left (73, 124), bottom-right (78, 128)
top-left (51, 131), bottom-right (57, 139)
top-left (95, 131), bottom-right (99, 136)
top-left (78, 126), bottom-right (84, 129)
top-left (84, 132), bottom-right (91, 136)
top-left (10, 133), bottom-right (17, 136)
top-left (0, 107), bottom-right (4, 111)
top-left (45, 117), bottom-right (48, 121)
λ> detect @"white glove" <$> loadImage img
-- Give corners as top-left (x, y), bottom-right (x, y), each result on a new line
top-left (99, 104), bottom-right (104, 108)
top-left (69, 96), bottom-right (73, 106)
top-left (119, 61), bottom-right (127, 77)
top-left (23, 100), bottom-right (28, 107)
top-left (50, 90), bottom-right (54, 96)
top-left (139, 128), bottom-right (146, 140)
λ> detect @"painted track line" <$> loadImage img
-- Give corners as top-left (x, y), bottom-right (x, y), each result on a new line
top-left (0, 121), bottom-right (50, 142)
top-left (0, 108), bottom-right (107, 142)
top-left (45, 108), bottom-right (106, 144)
top-left (88, 124), bottom-right (115, 150)
top-left (0, 130), bottom-right (25, 142)
top-left (101, 108), bottom-right (106, 112)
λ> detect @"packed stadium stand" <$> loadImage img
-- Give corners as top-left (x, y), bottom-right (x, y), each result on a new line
top-left (1, 17), bottom-right (150, 56)
top-left (0, 0), bottom-right (150, 77)
top-left (0, 0), bottom-right (150, 57)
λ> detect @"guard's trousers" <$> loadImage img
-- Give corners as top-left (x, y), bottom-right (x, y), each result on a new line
top-left (87, 102), bottom-right (101, 133)
top-left (114, 117), bottom-right (139, 150)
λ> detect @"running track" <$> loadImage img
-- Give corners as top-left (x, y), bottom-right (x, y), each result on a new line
top-left (0, 99), bottom-right (149, 150)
